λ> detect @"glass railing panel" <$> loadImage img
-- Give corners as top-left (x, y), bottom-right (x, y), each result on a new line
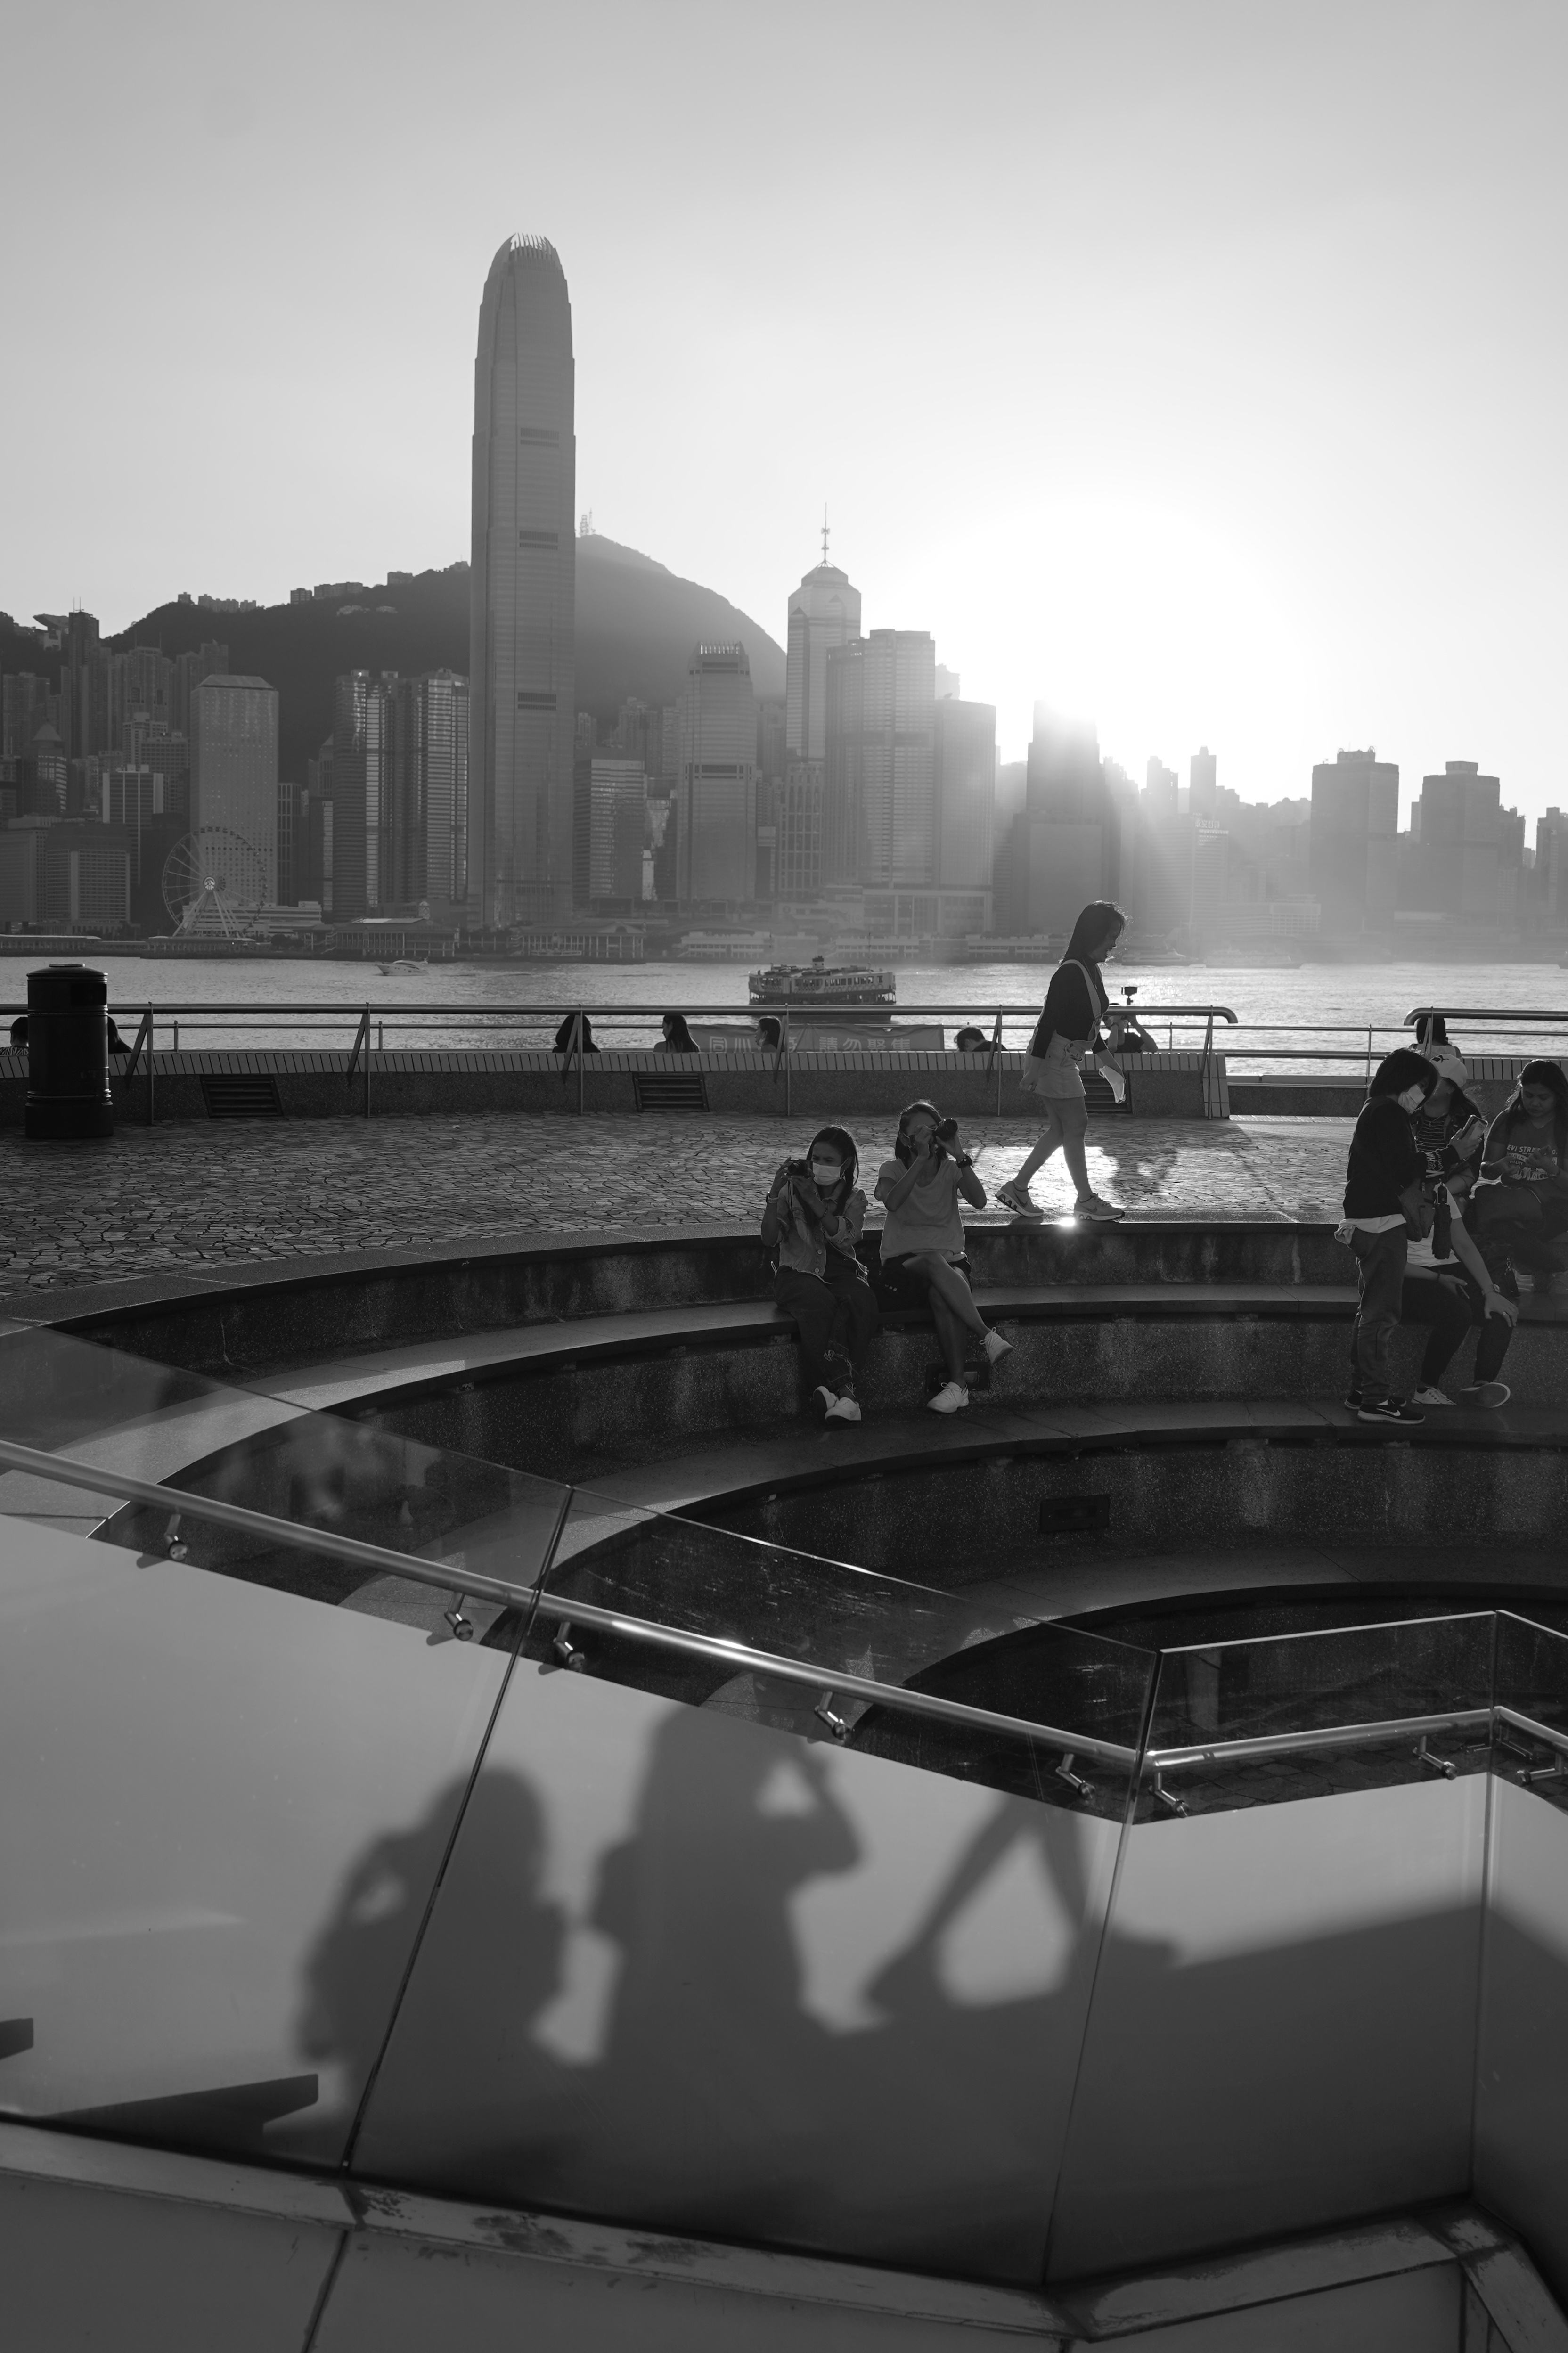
top-left (0, 1503), bottom-right (515, 2170)
top-left (1047, 1615), bottom-right (1494, 2284)
top-left (538, 1485), bottom-right (1152, 1811)
top-left (352, 1641), bottom-right (1142, 2287)
top-left (1475, 1612), bottom-right (1568, 2308)
top-left (0, 1324), bottom-right (568, 1626)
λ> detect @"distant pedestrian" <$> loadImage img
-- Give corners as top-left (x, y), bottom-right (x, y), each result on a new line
top-left (757, 1015), bottom-right (783, 1050)
top-left (996, 901), bottom-right (1127, 1223)
top-left (553, 1013), bottom-right (599, 1054)
top-left (1336, 1046), bottom-right (1438, 1424)
top-left (762, 1127), bottom-right (878, 1424)
top-left (954, 1027), bottom-right (988, 1053)
top-left (658, 1012), bottom-right (697, 1054)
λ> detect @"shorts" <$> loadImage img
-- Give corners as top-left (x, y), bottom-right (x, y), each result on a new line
top-left (877, 1250), bottom-right (972, 1305)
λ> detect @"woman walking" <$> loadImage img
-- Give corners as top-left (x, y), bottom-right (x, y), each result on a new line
top-left (996, 901), bottom-right (1127, 1222)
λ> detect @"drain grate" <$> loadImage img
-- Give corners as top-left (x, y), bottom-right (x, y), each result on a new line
top-left (632, 1072), bottom-right (710, 1112)
top-left (200, 1074), bottom-right (285, 1119)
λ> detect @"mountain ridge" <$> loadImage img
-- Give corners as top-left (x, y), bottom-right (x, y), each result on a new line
top-left (3, 537), bottom-right (786, 781)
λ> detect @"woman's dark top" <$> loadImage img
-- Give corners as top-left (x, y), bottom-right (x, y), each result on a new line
top-left (1028, 963), bottom-right (1105, 1061)
top-left (1343, 1095), bottom-right (1423, 1218)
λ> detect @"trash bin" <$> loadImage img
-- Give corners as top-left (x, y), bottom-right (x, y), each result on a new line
top-left (24, 964), bottom-right (114, 1140)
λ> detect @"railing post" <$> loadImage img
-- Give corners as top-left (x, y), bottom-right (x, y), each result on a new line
top-left (993, 1004), bottom-right (1004, 1117)
top-left (576, 1004), bottom-right (584, 1115)
top-left (366, 1002), bottom-right (372, 1117)
top-left (784, 1006), bottom-right (791, 1119)
top-left (147, 1005), bottom-right (155, 1126)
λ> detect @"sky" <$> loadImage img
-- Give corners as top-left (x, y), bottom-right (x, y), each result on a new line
top-left (4, 0), bottom-right (1566, 826)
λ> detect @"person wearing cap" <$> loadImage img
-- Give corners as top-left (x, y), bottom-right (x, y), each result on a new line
top-left (1411, 1051), bottom-right (1487, 1201)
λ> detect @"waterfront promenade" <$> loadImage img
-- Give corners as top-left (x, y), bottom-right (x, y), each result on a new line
top-left (0, 1111), bottom-right (1354, 1307)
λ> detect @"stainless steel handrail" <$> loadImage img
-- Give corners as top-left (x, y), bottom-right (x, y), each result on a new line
top-left (0, 1436), bottom-right (1137, 1770)
top-left (1150, 1705), bottom-right (1494, 1771)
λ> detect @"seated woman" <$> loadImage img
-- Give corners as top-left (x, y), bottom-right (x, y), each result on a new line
top-left (1472, 1060), bottom-right (1568, 1295)
top-left (996, 899), bottom-right (1127, 1222)
top-left (657, 1012), bottom-right (697, 1054)
top-left (761, 1127), bottom-right (878, 1424)
top-left (1410, 1050), bottom-right (1486, 1199)
top-left (953, 1026), bottom-right (988, 1054)
top-left (757, 1015), bottom-right (783, 1051)
top-left (1349, 1176), bottom-right (1518, 1413)
top-left (553, 1013), bottom-right (599, 1054)
top-left (875, 1100), bottom-right (1012, 1415)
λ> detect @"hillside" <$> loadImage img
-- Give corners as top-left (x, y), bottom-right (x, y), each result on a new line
top-left (3, 537), bottom-right (786, 781)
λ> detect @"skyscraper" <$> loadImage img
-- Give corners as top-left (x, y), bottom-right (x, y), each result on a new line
top-left (1309, 748), bottom-right (1397, 936)
top-left (189, 675), bottom-right (279, 898)
top-left (786, 547), bottom-right (861, 760)
top-left (825, 631), bottom-right (937, 888)
top-left (331, 670), bottom-right (392, 918)
top-left (676, 645), bottom-right (757, 903)
top-left (935, 697), bottom-right (996, 891)
top-left (1023, 709), bottom-right (1117, 935)
top-left (469, 233), bottom-right (576, 928)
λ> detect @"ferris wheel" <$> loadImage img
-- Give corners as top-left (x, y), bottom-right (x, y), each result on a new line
top-left (162, 828), bottom-right (269, 938)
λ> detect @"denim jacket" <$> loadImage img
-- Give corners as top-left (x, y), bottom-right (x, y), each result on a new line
top-left (769, 1163), bottom-right (867, 1282)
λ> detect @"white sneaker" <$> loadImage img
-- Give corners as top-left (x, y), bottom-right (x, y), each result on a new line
top-left (825, 1393), bottom-right (862, 1423)
top-left (1460, 1381), bottom-right (1511, 1409)
top-left (928, 1380), bottom-right (970, 1414)
top-left (996, 1181), bottom-right (1045, 1221)
top-left (808, 1385), bottom-right (836, 1419)
top-left (1411, 1385), bottom-right (1455, 1406)
top-left (982, 1330), bottom-right (1013, 1366)
top-left (1075, 1194), bottom-right (1126, 1222)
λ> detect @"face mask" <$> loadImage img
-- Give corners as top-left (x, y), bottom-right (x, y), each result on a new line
top-left (1398, 1084), bottom-right (1427, 1114)
top-left (810, 1162), bottom-right (841, 1188)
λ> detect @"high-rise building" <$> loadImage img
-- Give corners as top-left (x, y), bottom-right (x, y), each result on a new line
top-left (56, 611), bottom-right (103, 760)
top-left (935, 698), bottom-right (996, 891)
top-left (331, 671), bottom-right (393, 917)
top-left (1309, 748), bottom-right (1397, 936)
top-left (2, 674), bottom-right (57, 761)
top-left (572, 757), bottom-right (647, 904)
top-left (1023, 708), bottom-right (1117, 935)
top-left (1415, 760), bottom-right (1502, 927)
top-left (777, 760), bottom-right (825, 900)
top-left (786, 553), bottom-right (861, 760)
top-left (1190, 745), bottom-right (1219, 820)
top-left (1535, 809), bottom-right (1568, 932)
top-left (189, 675), bottom-right (279, 898)
top-left (676, 644), bottom-right (757, 903)
top-left (171, 643), bottom-right (229, 743)
top-left (469, 232), bottom-right (576, 928)
top-left (825, 631), bottom-right (937, 888)
top-left (418, 670), bottom-right (470, 920)
top-left (756, 697), bottom-right (787, 784)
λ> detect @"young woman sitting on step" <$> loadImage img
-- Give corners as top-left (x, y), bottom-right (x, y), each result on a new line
top-left (1471, 1060), bottom-right (1568, 1298)
top-left (996, 900), bottom-right (1127, 1223)
top-left (761, 1126), bottom-right (879, 1425)
top-left (875, 1100), bottom-right (1012, 1416)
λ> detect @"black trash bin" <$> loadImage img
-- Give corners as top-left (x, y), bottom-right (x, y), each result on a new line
top-left (24, 964), bottom-right (114, 1140)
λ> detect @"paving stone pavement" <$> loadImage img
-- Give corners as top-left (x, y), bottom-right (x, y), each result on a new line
top-left (0, 1112), bottom-right (1354, 1299)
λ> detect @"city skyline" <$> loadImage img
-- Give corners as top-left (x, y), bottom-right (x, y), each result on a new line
top-left (3, 3), bottom-right (1566, 829)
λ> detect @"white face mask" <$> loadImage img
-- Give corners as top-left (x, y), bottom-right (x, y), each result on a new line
top-left (1398, 1084), bottom-right (1427, 1114)
top-left (810, 1162), bottom-right (841, 1188)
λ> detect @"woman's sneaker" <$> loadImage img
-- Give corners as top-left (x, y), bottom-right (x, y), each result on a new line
top-left (928, 1380), bottom-right (970, 1414)
top-left (808, 1385), bottom-right (836, 1419)
top-left (1459, 1381), bottom-right (1511, 1408)
top-left (825, 1392), bottom-right (862, 1424)
top-left (1357, 1396), bottom-right (1425, 1424)
top-left (982, 1330), bottom-right (1013, 1366)
top-left (1411, 1385), bottom-right (1454, 1406)
top-left (1075, 1194), bottom-right (1126, 1222)
top-left (996, 1181), bottom-right (1045, 1221)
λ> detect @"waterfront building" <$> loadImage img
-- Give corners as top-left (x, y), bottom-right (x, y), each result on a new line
top-left (1309, 746), bottom-right (1397, 937)
top-left (469, 232), bottom-right (576, 928)
top-left (572, 757), bottom-right (647, 905)
top-left (1410, 759), bottom-right (1526, 932)
top-left (189, 674), bottom-right (279, 899)
top-left (935, 696), bottom-right (996, 891)
top-left (825, 630), bottom-right (937, 889)
top-left (776, 758), bottom-right (825, 899)
top-left (1534, 808), bottom-right (1568, 932)
top-left (676, 644), bottom-right (757, 904)
top-left (785, 551), bottom-right (861, 761)
top-left (1023, 707), bottom-right (1118, 935)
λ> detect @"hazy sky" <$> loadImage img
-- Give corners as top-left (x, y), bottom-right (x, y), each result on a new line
top-left (5, 0), bottom-right (1566, 823)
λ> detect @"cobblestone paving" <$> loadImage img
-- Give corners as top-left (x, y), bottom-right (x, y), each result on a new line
top-left (0, 1112), bottom-right (1354, 1299)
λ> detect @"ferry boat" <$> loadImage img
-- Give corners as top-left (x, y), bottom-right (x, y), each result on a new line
top-left (748, 955), bottom-right (896, 1005)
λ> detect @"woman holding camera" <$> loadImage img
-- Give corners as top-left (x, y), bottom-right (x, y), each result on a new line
top-left (761, 1126), bottom-right (879, 1424)
top-left (875, 1100), bottom-right (1012, 1414)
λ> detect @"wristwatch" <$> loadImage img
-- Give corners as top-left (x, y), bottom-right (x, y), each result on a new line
top-left (954, 1152), bottom-right (975, 1169)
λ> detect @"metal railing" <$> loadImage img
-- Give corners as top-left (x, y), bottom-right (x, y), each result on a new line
top-left (0, 1434), bottom-right (1136, 1771)
top-left (7, 1430), bottom-right (1568, 1799)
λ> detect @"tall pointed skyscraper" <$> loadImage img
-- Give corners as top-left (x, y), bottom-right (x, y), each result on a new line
top-left (469, 234), bottom-right (576, 928)
top-left (785, 528), bottom-right (860, 761)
